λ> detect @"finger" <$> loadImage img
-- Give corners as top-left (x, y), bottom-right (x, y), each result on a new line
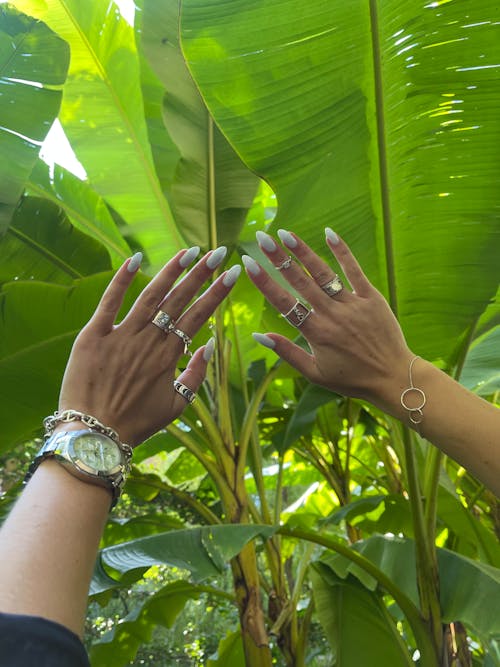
top-left (325, 229), bottom-right (373, 297)
top-left (255, 231), bottom-right (329, 310)
top-left (241, 255), bottom-right (315, 334)
top-left (277, 229), bottom-right (350, 303)
top-left (252, 332), bottom-right (318, 379)
top-left (172, 338), bottom-right (215, 413)
top-left (88, 252), bottom-right (143, 335)
top-left (155, 246), bottom-right (228, 331)
top-left (121, 246), bottom-right (202, 331)
top-left (166, 264), bottom-right (241, 357)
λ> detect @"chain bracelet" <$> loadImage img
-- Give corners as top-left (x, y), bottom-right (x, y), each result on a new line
top-left (43, 410), bottom-right (133, 461)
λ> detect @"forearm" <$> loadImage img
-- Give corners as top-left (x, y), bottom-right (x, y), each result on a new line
top-left (372, 357), bottom-right (500, 496)
top-left (0, 458), bottom-right (109, 637)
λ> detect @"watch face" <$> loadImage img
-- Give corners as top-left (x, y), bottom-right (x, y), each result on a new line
top-left (71, 433), bottom-right (122, 473)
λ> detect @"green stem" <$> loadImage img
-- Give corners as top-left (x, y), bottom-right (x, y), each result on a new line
top-left (403, 428), bottom-right (442, 658)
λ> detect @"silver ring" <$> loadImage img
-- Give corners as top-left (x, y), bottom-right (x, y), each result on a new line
top-left (173, 380), bottom-right (196, 403)
top-left (276, 256), bottom-right (293, 271)
top-left (152, 309), bottom-right (175, 333)
top-left (171, 328), bottom-right (193, 356)
top-left (281, 300), bottom-right (311, 328)
top-left (321, 276), bottom-right (344, 297)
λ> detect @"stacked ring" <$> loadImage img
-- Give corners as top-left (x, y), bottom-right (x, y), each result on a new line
top-left (174, 380), bottom-right (196, 403)
top-left (152, 310), bottom-right (175, 333)
top-left (170, 328), bottom-right (192, 356)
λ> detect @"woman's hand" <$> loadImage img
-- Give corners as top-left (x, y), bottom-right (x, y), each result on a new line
top-left (59, 246), bottom-right (239, 446)
top-left (244, 229), bottom-right (414, 405)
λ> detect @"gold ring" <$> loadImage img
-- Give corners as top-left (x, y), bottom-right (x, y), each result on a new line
top-left (152, 310), bottom-right (175, 333)
top-left (173, 380), bottom-right (196, 403)
top-left (320, 276), bottom-right (344, 297)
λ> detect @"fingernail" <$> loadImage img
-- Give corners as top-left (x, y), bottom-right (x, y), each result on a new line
top-left (256, 231), bottom-right (277, 252)
top-left (252, 333), bottom-right (276, 350)
top-left (325, 228), bottom-right (340, 245)
top-left (206, 246), bottom-right (227, 269)
top-left (277, 229), bottom-right (298, 249)
top-left (127, 252), bottom-right (143, 273)
top-left (179, 246), bottom-right (200, 268)
top-left (203, 337), bottom-right (216, 362)
top-left (222, 264), bottom-right (242, 287)
top-left (242, 254), bottom-right (261, 276)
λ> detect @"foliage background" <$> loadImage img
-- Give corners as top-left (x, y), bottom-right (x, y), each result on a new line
top-left (0, 0), bottom-right (499, 665)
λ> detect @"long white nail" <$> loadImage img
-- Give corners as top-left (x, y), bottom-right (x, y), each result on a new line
top-left (127, 252), bottom-right (143, 273)
top-left (180, 246), bottom-right (200, 268)
top-left (203, 337), bottom-right (216, 362)
top-left (206, 246), bottom-right (227, 269)
top-left (278, 229), bottom-right (298, 249)
top-left (242, 255), bottom-right (261, 276)
top-left (222, 264), bottom-right (241, 287)
top-left (256, 231), bottom-right (277, 252)
top-left (252, 333), bottom-right (276, 350)
top-left (325, 228), bottom-right (340, 245)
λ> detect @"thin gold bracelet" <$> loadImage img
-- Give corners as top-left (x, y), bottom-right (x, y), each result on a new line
top-left (400, 356), bottom-right (426, 425)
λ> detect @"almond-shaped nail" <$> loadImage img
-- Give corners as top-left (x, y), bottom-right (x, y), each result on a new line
top-left (206, 246), bottom-right (228, 269)
top-left (325, 228), bottom-right (340, 245)
top-left (127, 252), bottom-right (143, 273)
top-left (256, 231), bottom-right (277, 252)
top-left (222, 264), bottom-right (242, 287)
top-left (252, 333), bottom-right (276, 350)
top-left (203, 337), bottom-right (216, 362)
top-left (277, 229), bottom-right (298, 249)
top-left (179, 246), bottom-right (200, 268)
top-left (242, 254), bottom-right (261, 276)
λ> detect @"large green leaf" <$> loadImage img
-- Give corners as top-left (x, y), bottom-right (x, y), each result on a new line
top-left (28, 160), bottom-right (132, 269)
top-left (0, 5), bottom-right (69, 230)
top-left (460, 325), bottom-right (500, 396)
top-left (94, 524), bottom-right (277, 585)
top-left (180, 0), bottom-right (500, 364)
top-left (207, 629), bottom-right (245, 667)
top-left (141, 0), bottom-right (259, 249)
top-left (311, 564), bottom-right (414, 666)
top-left (11, 0), bottom-right (182, 269)
top-left (320, 535), bottom-right (500, 645)
top-left (0, 273), bottom-right (148, 450)
top-left (0, 195), bottom-right (111, 285)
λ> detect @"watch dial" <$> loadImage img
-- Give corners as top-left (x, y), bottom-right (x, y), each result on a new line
top-left (72, 433), bottom-right (122, 472)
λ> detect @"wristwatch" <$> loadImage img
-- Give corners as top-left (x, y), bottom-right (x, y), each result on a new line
top-left (25, 429), bottom-right (131, 508)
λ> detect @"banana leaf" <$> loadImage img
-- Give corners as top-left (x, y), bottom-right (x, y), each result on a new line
top-left (11, 0), bottom-right (182, 270)
top-left (0, 6), bottom-right (69, 230)
top-left (180, 0), bottom-right (500, 365)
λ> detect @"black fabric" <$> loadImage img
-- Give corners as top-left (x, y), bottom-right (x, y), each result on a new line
top-left (0, 612), bottom-right (89, 666)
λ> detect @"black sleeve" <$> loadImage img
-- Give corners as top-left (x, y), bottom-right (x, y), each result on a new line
top-left (0, 612), bottom-right (90, 667)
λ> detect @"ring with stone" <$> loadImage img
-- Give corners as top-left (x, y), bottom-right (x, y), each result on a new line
top-left (152, 309), bottom-right (175, 333)
top-left (281, 300), bottom-right (312, 328)
top-left (320, 276), bottom-right (344, 297)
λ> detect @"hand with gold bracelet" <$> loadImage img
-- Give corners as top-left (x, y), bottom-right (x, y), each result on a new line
top-left (243, 228), bottom-right (500, 497)
top-left (0, 246), bottom-right (240, 663)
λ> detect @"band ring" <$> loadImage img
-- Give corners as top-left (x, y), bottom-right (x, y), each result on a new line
top-left (171, 327), bottom-right (193, 356)
top-left (173, 380), bottom-right (196, 403)
top-left (152, 310), bottom-right (175, 333)
top-left (276, 256), bottom-right (293, 271)
top-left (321, 276), bottom-right (344, 297)
top-left (281, 300), bottom-right (312, 328)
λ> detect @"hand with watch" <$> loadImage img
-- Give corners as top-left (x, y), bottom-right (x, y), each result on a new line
top-left (0, 246), bottom-right (240, 649)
